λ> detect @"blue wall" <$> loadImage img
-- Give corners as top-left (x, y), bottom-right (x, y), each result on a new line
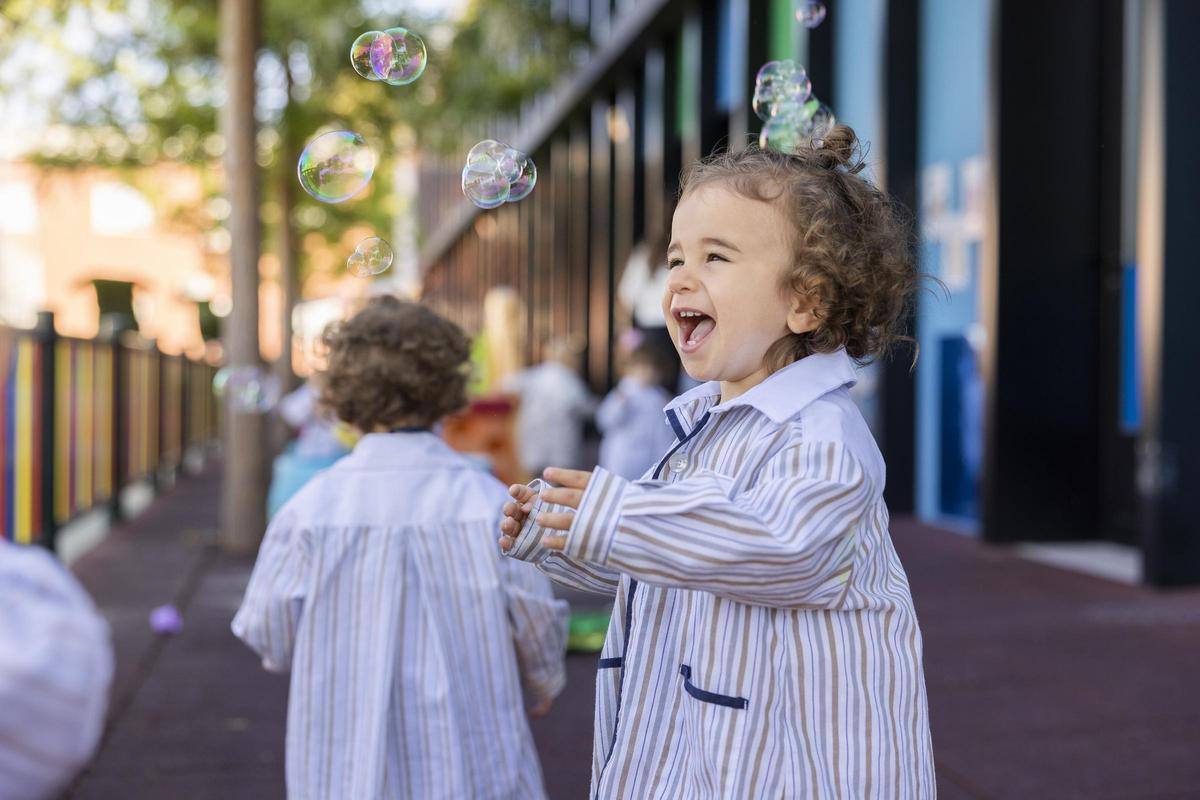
top-left (915, 0), bottom-right (992, 527)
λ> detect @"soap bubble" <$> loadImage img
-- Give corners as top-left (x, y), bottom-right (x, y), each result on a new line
top-left (462, 161), bottom-right (510, 209)
top-left (462, 140), bottom-right (536, 208)
top-left (149, 604), bottom-right (183, 635)
top-left (351, 31), bottom-right (385, 80)
top-left (796, 1), bottom-right (827, 29)
top-left (369, 27), bottom-right (427, 85)
top-left (752, 60), bottom-right (811, 121)
top-left (758, 117), bottom-right (806, 155)
top-left (507, 157), bottom-right (537, 202)
top-left (347, 236), bottom-right (394, 278)
top-left (297, 131), bottom-right (375, 203)
top-left (213, 365), bottom-right (280, 413)
top-left (806, 102), bottom-right (837, 145)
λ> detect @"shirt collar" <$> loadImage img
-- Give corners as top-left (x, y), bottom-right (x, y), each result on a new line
top-left (664, 349), bottom-right (859, 428)
top-left (337, 430), bottom-right (472, 472)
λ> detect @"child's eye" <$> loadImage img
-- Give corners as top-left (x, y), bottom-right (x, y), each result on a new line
top-left (667, 257), bottom-right (684, 269)
top-left (706, 252), bottom-right (727, 263)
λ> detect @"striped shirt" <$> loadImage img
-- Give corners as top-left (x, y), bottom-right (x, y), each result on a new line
top-left (233, 432), bottom-right (569, 800)
top-left (510, 349), bottom-right (936, 798)
top-left (0, 540), bottom-right (112, 800)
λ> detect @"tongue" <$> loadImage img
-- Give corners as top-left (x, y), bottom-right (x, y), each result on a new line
top-left (690, 317), bottom-right (715, 342)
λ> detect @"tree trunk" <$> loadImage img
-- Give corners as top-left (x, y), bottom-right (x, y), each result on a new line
top-left (275, 65), bottom-right (301, 396)
top-left (219, 0), bottom-right (266, 553)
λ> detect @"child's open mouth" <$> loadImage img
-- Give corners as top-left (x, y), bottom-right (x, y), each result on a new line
top-left (673, 308), bottom-right (716, 354)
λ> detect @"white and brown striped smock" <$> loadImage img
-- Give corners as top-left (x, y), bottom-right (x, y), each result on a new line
top-left (510, 349), bottom-right (936, 798)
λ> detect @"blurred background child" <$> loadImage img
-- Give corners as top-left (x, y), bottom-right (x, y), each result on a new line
top-left (503, 336), bottom-right (596, 479)
top-left (234, 296), bottom-right (568, 800)
top-left (596, 338), bottom-right (676, 480)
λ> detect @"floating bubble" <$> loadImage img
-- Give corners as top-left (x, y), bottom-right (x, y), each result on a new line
top-left (462, 161), bottom-right (510, 209)
top-left (369, 27), bottom-right (427, 86)
top-left (149, 604), bottom-right (183, 636)
top-left (752, 59), bottom-right (811, 121)
top-left (806, 102), bottom-right (837, 146)
top-left (796, 1), bottom-right (827, 29)
top-left (506, 157), bottom-right (537, 202)
top-left (347, 236), bottom-right (394, 278)
top-left (297, 131), bottom-right (375, 203)
top-left (462, 139), bottom-right (535, 208)
top-left (758, 117), bottom-right (806, 155)
top-left (213, 365), bottom-right (280, 413)
top-left (350, 31), bottom-right (385, 80)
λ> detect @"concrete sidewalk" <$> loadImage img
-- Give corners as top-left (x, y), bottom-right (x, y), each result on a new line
top-left (63, 463), bottom-right (1200, 799)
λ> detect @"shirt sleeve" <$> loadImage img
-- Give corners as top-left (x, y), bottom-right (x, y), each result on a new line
top-left (563, 441), bottom-right (873, 609)
top-left (231, 514), bottom-right (309, 673)
top-left (500, 557), bottom-right (570, 705)
top-left (505, 501), bottom-right (621, 597)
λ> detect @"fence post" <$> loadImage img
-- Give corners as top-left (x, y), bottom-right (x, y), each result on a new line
top-left (35, 312), bottom-right (57, 553)
top-left (102, 319), bottom-right (126, 524)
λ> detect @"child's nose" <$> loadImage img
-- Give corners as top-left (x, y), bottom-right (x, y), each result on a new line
top-left (666, 263), bottom-right (696, 293)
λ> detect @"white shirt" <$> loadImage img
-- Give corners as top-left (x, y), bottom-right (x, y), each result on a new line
top-left (617, 246), bottom-right (669, 328)
top-left (596, 376), bottom-right (676, 480)
top-left (233, 432), bottom-right (569, 800)
top-left (0, 541), bottom-right (113, 800)
top-left (509, 350), bottom-right (935, 798)
top-left (504, 362), bottom-right (596, 472)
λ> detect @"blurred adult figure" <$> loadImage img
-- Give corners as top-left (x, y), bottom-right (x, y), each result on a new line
top-left (0, 541), bottom-right (113, 800)
top-left (504, 337), bottom-right (596, 478)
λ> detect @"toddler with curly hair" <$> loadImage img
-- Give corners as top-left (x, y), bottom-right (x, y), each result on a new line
top-left (502, 125), bottom-right (935, 797)
top-left (235, 296), bottom-right (568, 800)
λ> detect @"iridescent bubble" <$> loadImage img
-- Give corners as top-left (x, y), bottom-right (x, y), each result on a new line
top-left (462, 160), bottom-right (510, 209)
top-left (351, 31), bottom-right (385, 81)
top-left (369, 27), bottom-right (428, 86)
top-left (796, 1), bottom-right (827, 29)
top-left (752, 59), bottom-right (812, 121)
top-left (758, 117), bottom-right (806, 155)
top-left (462, 139), bottom-right (536, 208)
top-left (297, 131), bottom-right (375, 203)
top-left (213, 365), bottom-right (280, 413)
top-left (807, 103), bottom-right (837, 146)
top-left (506, 156), bottom-right (537, 202)
top-left (347, 236), bottom-right (394, 278)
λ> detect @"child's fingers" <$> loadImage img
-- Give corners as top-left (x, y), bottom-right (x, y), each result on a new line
top-left (542, 468), bottom-right (592, 490)
top-left (498, 534), bottom-right (515, 552)
top-left (508, 484), bottom-right (535, 503)
top-left (541, 487), bottom-right (583, 509)
top-left (541, 534), bottom-right (567, 551)
top-left (499, 516), bottom-right (519, 535)
top-left (502, 501), bottom-right (525, 520)
top-left (537, 511), bottom-right (575, 531)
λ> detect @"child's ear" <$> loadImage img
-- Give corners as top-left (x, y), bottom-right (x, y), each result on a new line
top-left (786, 291), bottom-right (821, 335)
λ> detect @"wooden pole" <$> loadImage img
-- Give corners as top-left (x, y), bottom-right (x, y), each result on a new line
top-left (219, 0), bottom-right (266, 553)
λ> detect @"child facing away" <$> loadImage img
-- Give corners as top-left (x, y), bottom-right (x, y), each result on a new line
top-left (596, 340), bottom-right (677, 480)
top-left (234, 296), bottom-right (569, 800)
top-left (501, 126), bottom-right (935, 798)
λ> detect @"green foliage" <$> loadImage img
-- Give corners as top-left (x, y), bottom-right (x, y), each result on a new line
top-left (1, 0), bottom-right (584, 283)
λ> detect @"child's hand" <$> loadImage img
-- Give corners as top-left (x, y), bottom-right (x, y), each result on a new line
top-left (534, 468), bottom-right (592, 550)
top-left (499, 483), bottom-right (537, 553)
top-left (528, 695), bottom-right (554, 719)
top-left (497, 468), bottom-right (593, 553)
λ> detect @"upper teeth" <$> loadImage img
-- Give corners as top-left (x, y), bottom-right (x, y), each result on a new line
top-left (678, 311), bottom-right (703, 318)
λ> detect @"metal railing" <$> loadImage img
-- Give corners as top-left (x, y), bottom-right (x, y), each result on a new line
top-left (0, 312), bottom-right (219, 549)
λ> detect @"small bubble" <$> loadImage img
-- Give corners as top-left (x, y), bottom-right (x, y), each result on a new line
top-left (346, 236), bottom-right (394, 278)
top-left (350, 31), bottom-right (385, 80)
top-left (296, 130), bottom-right (375, 204)
top-left (213, 365), bottom-right (280, 413)
top-left (796, 1), bottom-right (827, 29)
top-left (369, 27), bottom-right (428, 86)
top-left (462, 140), bottom-right (535, 208)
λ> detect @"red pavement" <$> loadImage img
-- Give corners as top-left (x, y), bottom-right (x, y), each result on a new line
top-left (62, 463), bottom-right (1200, 799)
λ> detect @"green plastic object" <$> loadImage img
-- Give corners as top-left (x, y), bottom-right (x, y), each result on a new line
top-left (567, 609), bottom-right (611, 653)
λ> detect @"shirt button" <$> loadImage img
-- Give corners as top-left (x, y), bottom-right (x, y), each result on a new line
top-left (669, 452), bottom-right (690, 473)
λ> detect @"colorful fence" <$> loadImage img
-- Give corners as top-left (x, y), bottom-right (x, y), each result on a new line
top-left (0, 320), bottom-right (219, 548)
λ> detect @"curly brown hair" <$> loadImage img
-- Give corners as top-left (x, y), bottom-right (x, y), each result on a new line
top-left (317, 295), bottom-right (471, 431)
top-left (678, 124), bottom-right (917, 369)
